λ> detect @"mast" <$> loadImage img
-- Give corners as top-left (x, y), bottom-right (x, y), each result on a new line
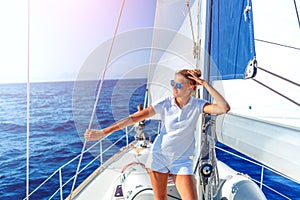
top-left (202, 0), bottom-right (212, 100)
top-left (195, 0), bottom-right (218, 199)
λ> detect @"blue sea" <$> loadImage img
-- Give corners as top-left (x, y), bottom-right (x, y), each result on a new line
top-left (0, 79), bottom-right (299, 200)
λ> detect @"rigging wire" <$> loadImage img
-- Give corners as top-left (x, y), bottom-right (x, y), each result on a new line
top-left (293, 0), bottom-right (300, 29)
top-left (255, 39), bottom-right (300, 51)
top-left (250, 0), bottom-right (300, 108)
top-left (256, 66), bottom-right (300, 87)
top-left (249, 48), bottom-right (300, 107)
top-left (26, 0), bottom-right (31, 199)
top-left (252, 78), bottom-right (300, 107)
top-left (145, 0), bottom-right (160, 109)
top-left (196, 0), bottom-right (202, 60)
top-left (251, 65), bottom-right (300, 107)
top-left (68, 0), bottom-right (127, 199)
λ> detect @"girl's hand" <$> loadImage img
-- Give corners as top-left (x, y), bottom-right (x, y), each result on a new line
top-left (84, 129), bottom-right (106, 141)
top-left (187, 70), bottom-right (206, 86)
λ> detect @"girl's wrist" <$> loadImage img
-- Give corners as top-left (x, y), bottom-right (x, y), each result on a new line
top-left (202, 80), bottom-right (209, 87)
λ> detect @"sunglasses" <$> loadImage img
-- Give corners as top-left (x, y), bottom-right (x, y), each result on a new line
top-left (170, 80), bottom-right (190, 89)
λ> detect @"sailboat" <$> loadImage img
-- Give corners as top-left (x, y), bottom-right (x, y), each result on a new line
top-left (25, 0), bottom-right (300, 199)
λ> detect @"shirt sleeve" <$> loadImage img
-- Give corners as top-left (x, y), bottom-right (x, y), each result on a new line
top-left (151, 96), bottom-right (169, 115)
top-left (198, 98), bottom-right (209, 112)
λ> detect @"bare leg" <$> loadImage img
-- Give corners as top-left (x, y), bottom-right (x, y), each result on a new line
top-left (148, 169), bottom-right (169, 200)
top-left (172, 174), bottom-right (198, 200)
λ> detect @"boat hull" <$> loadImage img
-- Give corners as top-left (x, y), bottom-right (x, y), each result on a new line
top-left (216, 112), bottom-right (300, 183)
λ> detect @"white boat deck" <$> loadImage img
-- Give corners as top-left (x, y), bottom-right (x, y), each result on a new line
top-left (72, 145), bottom-right (149, 199)
top-left (71, 142), bottom-right (180, 200)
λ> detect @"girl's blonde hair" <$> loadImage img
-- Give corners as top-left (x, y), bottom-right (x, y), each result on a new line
top-left (176, 68), bottom-right (201, 86)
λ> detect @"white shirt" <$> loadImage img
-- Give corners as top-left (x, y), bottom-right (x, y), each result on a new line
top-left (151, 96), bottom-right (207, 160)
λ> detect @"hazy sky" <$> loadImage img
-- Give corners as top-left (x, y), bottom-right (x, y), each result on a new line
top-left (1, 1), bottom-right (299, 84)
top-left (0, 0), bottom-right (156, 83)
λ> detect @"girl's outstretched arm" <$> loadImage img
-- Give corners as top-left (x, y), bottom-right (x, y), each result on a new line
top-left (84, 106), bottom-right (156, 141)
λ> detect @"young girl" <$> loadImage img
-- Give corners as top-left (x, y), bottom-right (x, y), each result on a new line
top-left (85, 69), bottom-right (230, 200)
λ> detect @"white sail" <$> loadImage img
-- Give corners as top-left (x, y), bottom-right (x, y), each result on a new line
top-left (215, 0), bottom-right (300, 182)
top-left (147, 0), bottom-right (199, 107)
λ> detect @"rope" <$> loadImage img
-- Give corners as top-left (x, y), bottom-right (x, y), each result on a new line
top-left (26, 1), bottom-right (31, 199)
top-left (121, 162), bottom-right (146, 173)
top-left (186, 0), bottom-right (198, 58)
top-left (131, 188), bottom-right (153, 199)
top-left (68, 0), bottom-right (127, 199)
top-left (186, 0), bottom-right (196, 44)
top-left (130, 188), bottom-right (182, 200)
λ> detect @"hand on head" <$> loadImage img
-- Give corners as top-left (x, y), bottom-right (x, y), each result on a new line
top-left (187, 70), bottom-right (206, 86)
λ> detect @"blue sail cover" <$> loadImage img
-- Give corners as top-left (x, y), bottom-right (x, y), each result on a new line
top-left (209, 0), bottom-right (256, 80)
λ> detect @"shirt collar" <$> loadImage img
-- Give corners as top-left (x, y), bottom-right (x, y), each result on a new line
top-left (171, 96), bottom-right (194, 108)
